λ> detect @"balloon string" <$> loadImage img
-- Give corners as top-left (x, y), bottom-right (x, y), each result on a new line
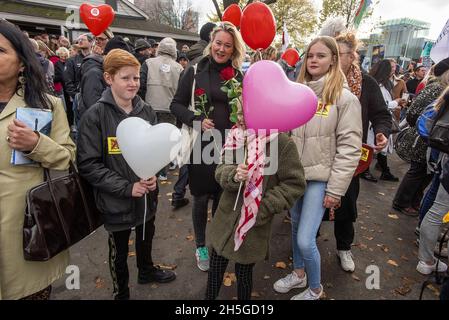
top-left (142, 195), bottom-right (147, 241)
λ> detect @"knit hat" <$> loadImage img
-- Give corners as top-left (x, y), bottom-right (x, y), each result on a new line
top-left (104, 36), bottom-right (130, 55)
top-left (434, 57), bottom-right (449, 77)
top-left (200, 22), bottom-right (216, 42)
top-left (134, 38), bottom-right (151, 51)
top-left (156, 37), bottom-right (177, 59)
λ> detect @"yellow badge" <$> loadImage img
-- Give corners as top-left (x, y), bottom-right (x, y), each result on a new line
top-left (443, 212), bottom-right (449, 224)
top-left (107, 137), bottom-right (121, 154)
top-left (315, 101), bottom-right (331, 117)
top-left (361, 147), bottom-right (369, 162)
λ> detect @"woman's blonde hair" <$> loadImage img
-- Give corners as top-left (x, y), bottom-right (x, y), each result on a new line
top-left (434, 85), bottom-right (449, 112)
top-left (103, 49), bottom-right (140, 76)
top-left (56, 47), bottom-right (70, 59)
top-left (204, 21), bottom-right (246, 70)
top-left (297, 36), bottom-right (346, 105)
top-left (335, 32), bottom-right (359, 53)
top-left (251, 46), bottom-right (277, 64)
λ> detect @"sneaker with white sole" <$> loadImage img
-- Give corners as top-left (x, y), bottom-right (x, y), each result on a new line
top-left (416, 259), bottom-right (448, 275)
top-left (195, 247), bottom-right (209, 272)
top-left (291, 284), bottom-right (323, 300)
top-left (273, 271), bottom-right (307, 293)
top-left (337, 250), bottom-right (355, 272)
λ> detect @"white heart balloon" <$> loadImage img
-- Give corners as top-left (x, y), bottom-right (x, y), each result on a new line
top-left (116, 117), bottom-right (182, 180)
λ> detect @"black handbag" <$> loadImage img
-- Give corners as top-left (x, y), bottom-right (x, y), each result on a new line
top-left (23, 161), bottom-right (103, 261)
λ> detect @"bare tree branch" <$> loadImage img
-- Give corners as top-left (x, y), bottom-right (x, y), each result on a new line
top-left (212, 0), bottom-right (223, 19)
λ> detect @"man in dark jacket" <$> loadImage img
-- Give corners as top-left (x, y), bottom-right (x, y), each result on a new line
top-left (187, 22), bottom-right (216, 66)
top-left (77, 36), bottom-right (131, 123)
top-left (63, 34), bottom-right (93, 99)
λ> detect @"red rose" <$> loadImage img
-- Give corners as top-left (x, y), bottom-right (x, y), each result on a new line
top-left (220, 66), bottom-right (235, 81)
top-left (195, 88), bottom-right (206, 96)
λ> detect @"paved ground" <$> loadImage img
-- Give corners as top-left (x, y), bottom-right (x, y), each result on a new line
top-left (52, 154), bottom-right (446, 300)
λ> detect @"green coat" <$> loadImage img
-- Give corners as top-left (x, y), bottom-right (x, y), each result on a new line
top-left (207, 133), bottom-right (305, 265)
top-left (0, 93), bottom-right (75, 299)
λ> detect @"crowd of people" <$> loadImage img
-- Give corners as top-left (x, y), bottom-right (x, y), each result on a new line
top-left (0, 16), bottom-right (448, 301)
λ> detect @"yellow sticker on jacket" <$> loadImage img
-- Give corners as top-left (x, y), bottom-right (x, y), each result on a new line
top-left (315, 101), bottom-right (331, 117)
top-left (361, 147), bottom-right (369, 162)
top-left (108, 137), bottom-right (121, 154)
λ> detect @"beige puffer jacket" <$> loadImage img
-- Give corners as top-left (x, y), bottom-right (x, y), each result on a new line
top-left (291, 76), bottom-right (363, 199)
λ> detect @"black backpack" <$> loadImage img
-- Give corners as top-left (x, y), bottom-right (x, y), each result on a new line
top-left (429, 95), bottom-right (449, 153)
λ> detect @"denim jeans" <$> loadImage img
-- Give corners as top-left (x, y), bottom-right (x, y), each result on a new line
top-left (291, 181), bottom-right (327, 290)
top-left (418, 183), bottom-right (449, 263)
top-left (418, 173), bottom-right (439, 225)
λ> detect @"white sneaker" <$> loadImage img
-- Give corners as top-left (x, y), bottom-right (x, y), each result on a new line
top-left (416, 259), bottom-right (448, 275)
top-left (291, 284), bottom-right (323, 300)
top-left (337, 250), bottom-right (355, 272)
top-left (273, 271), bottom-right (307, 293)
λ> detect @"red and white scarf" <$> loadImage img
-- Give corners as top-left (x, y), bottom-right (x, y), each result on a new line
top-left (222, 126), bottom-right (277, 251)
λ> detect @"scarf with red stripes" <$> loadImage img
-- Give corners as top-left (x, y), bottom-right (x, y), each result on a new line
top-left (222, 126), bottom-right (276, 251)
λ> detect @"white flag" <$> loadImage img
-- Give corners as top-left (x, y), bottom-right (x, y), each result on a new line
top-left (282, 22), bottom-right (290, 52)
top-left (430, 18), bottom-right (449, 64)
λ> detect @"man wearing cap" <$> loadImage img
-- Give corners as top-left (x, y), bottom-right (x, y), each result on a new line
top-left (187, 22), bottom-right (216, 65)
top-left (139, 37), bottom-right (184, 181)
top-left (134, 38), bottom-right (152, 65)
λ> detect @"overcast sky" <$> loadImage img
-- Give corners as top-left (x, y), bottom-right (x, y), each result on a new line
top-left (190, 0), bottom-right (448, 40)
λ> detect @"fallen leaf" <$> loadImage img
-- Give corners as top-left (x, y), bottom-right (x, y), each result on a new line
top-left (360, 226), bottom-right (367, 230)
top-left (360, 243), bottom-right (368, 250)
top-left (128, 251), bottom-right (136, 257)
top-left (251, 291), bottom-right (261, 298)
top-left (95, 277), bottom-right (105, 289)
top-left (378, 192), bottom-right (385, 196)
top-left (128, 239), bottom-right (134, 246)
top-left (228, 272), bottom-right (237, 282)
top-left (168, 198), bottom-right (172, 202)
top-left (387, 259), bottom-right (399, 267)
top-left (275, 261), bottom-right (287, 269)
top-left (158, 195), bottom-right (162, 198)
top-left (263, 275), bottom-right (271, 280)
top-left (388, 214), bottom-right (399, 220)
top-left (166, 193), bottom-right (173, 197)
top-left (366, 205), bottom-right (371, 208)
top-left (325, 283), bottom-right (334, 288)
top-left (427, 284), bottom-right (440, 297)
top-left (151, 284), bottom-right (158, 289)
top-left (377, 230), bottom-right (384, 233)
top-left (378, 244), bottom-right (389, 252)
top-left (160, 181), bottom-right (168, 185)
top-left (397, 237), bottom-right (403, 241)
top-left (223, 278), bottom-right (232, 287)
top-left (156, 263), bottom-right (177, 270)
top-left (363, 236), bottom-right (374, 241)
top-left (177, 218), bottom-right (183, 222)
top-left (172, 172), bottom-right (179, 176)
top-left (186, 235), bottom-right (194, 241)
top-left (400, 255), bottom-right (409, 261)
top-left (166, 181), bottom-right (172, 185)
top-left (352, 275), bottom-right (361, 281)
top-left (395, 285), bottom-right (411, 296)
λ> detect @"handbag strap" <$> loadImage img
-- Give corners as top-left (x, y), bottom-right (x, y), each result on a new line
top-left (188, 64), bottom-right (197, 112)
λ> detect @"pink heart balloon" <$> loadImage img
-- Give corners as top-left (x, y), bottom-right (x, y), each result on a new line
top-left (243, 60), bottom-right (318, 132)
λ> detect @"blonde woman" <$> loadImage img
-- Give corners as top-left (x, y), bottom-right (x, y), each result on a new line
top-left (251, 45), bottom-right (277, 64)
top-left (170, 22), bottom-right (245, 272)
top-left (273, 36), bottom-right (362, 300)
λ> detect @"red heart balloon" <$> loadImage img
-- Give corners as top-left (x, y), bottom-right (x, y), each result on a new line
top-left (80, 3), bottom-right (115, 36)
top-left (222, 4), bottom-right (242, 28)
top-left (240, 2), bottom-right (276, 51)
top-left (281, 48), bottom-right (300, 67)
